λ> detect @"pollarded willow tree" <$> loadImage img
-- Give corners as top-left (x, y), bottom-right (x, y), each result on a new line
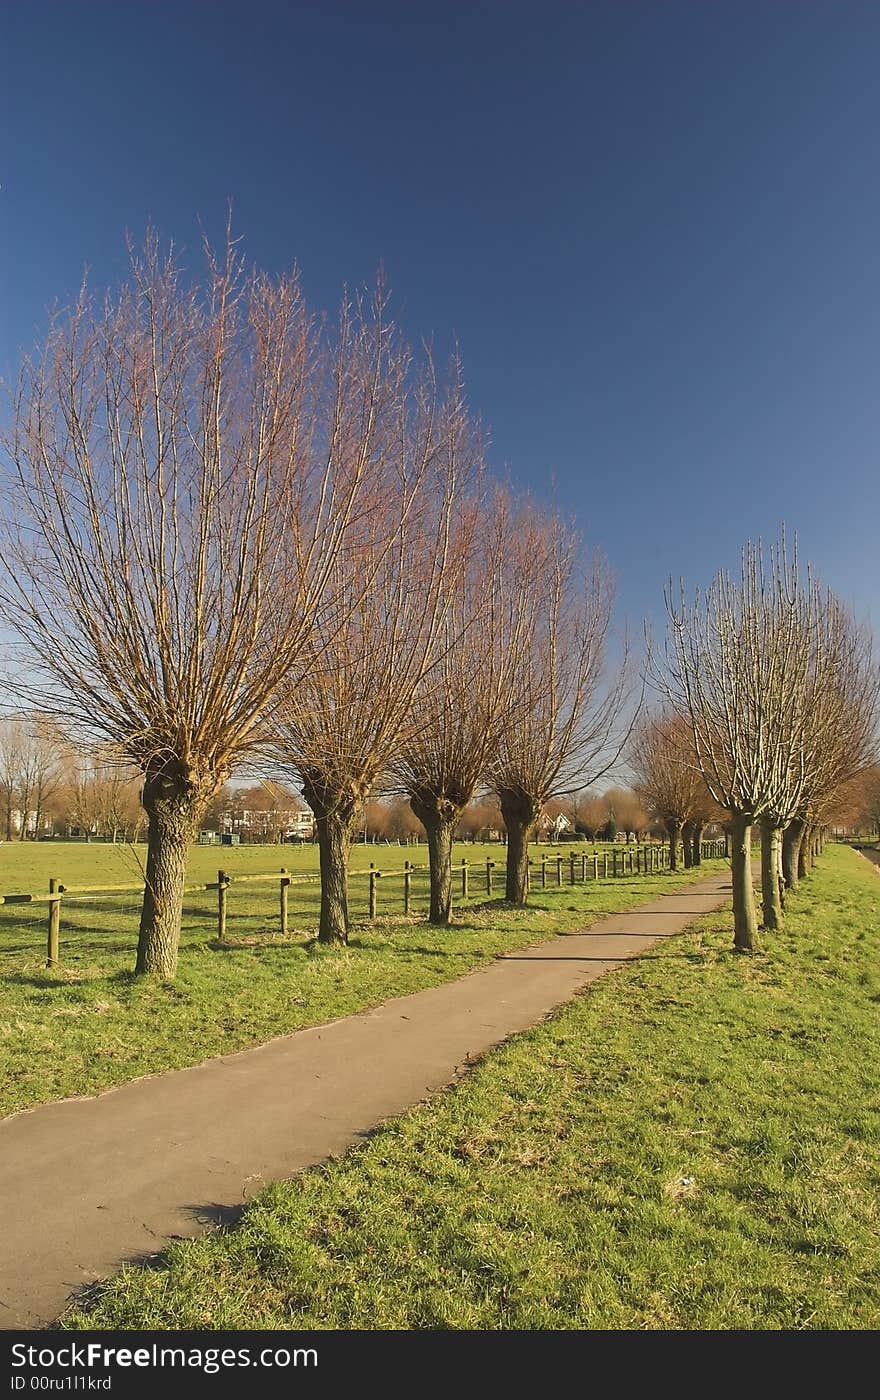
top-left (780, 607), bottom-right (879, 891)
top-left (392, 488), bottom-right (546, 924)
top-left (487, 508), bottom-right (632, 905)
top-left (0, 231), bottom-right (387, 978)
top-left (266, 353), bottom-right (470, 945)
top-left (657, 535), bottom-right (863, 949)
top-left (628, 711), bottom-right (709, 871)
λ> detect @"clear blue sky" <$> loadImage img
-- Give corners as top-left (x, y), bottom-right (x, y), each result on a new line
top-left (2, 0), bottom-right (878, 631)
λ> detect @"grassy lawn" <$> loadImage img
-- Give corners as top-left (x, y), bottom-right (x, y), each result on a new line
top-left (0, 839), bottom-right (718, 1118)
top-left (64, 844), bottom-right (880, 1331)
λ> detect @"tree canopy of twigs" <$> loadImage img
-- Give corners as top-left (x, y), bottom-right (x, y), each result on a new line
top-left (656, 534), bottom-right (879, 949)
top-left (392, 487), bottom-right (543, 924)
top-left (265, 355), bottom-right (471, 944)
top-left (0, 230), bottom-right (381, 976)
top-left (628, 711), bottom-right (714, 870)
top-left (487, 508), bottom-right (632, 904)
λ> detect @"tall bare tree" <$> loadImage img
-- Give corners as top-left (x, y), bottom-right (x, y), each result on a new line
top-left (656, 536), bottom-right (876, 948)
top-left (1, 230), bottom-right (377, 977)
top-left (629, 712), bottom-right (707, 870)
top-left (488, 509), bottom-right (631, 904)
top-left (393, 488), bottom-right (543, 923)
top-left (267, 356), bottom-right (467, 944)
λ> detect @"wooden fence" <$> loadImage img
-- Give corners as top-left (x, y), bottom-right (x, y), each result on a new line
top-left (0, 840), bottom-right (727, 968)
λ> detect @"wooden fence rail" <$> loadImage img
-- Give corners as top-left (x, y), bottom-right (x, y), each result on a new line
top-left (0, 840), bottom-right (727, 967)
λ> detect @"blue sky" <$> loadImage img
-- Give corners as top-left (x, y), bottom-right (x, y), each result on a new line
top-left (2, 0), bottom-right (878, 632)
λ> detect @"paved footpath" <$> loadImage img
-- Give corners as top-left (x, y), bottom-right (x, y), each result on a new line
top-left (0, 868), bottom-right (733, 1329)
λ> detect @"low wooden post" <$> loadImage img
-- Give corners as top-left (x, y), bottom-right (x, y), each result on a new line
top-left (404, 860), bottom-right (411, 914)
top-left (461, 859), bottom-right (469, 899)
top-left (556, 853), bottom-right (563, 886)
top-left (369, 866), bottom-right (379, 920)
top-left (581, 853), bottom-right (586, 881)
top-left (218, 869), bottom-right (229, 942)
top-left (280, 868), bottom-right (290, 938)
top-left (604, 851), bottom-right (609, 878)
top-left (569, 852), bottom-right (576, 885)
top-left (627, 850), bottom-right (633, 875)
top-left (613, 848), bottom-right (619, 877)
top-left (592, 854), bottom-right (599, 880)
top-left (47, 878), bottom-right (60, 967)
top-left (485, 858), bottom-right (493, 895)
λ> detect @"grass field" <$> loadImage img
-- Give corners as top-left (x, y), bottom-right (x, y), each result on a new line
top-left (64, 844), bottom-right (880, 1331)
top-left (0, 838), bottom-right (719, 1118)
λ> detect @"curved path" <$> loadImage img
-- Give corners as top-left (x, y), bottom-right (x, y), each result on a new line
top-left (0, 868), bottom-right (734, 1329)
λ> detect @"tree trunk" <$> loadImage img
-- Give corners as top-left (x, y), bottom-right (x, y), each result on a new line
top-left (313, 809), bottom-right (353, 945)
top-left (730, 811), bottom-right (758, 952)
top-left (300, 775), bottom-right (359, 946)
top-left (691, 821), bottom-right (705, 866)
top-left (760, 816), bottom-right (784, 930)
top-left (135, 764), bottom-right (209, 978)
top-left (410, 794), bottom-right (462, 925)
top-left (682, 821), bottom-right (695, 869)
top-left (666, 818), bottom-right (681, 871)
top-left (782, 817), bottom-right (804, 892)
top-left (499, 790), bottom-right (540, 905)
top-left (800, 823), bottom-right (814, 878)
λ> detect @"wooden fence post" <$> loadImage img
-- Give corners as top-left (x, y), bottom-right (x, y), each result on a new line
top-left (218, 869), bottom-right (229, 942)
top-left (47, 879), bottom-right (60, 967)
top-left (604, 851), bottom-right (609, 878)
top-left (569, 852), bottom-right (576, 885)
top-left (556, 853), bottom-right (563, 886)
top-left (592, 854), bottom-right (599, 880)
top-left (581, 853), bottom-right (586, 882)
top-left (541, 854), bottom-right (547, 888)
top-left (280, 868), bottom-right (289, 938)
top-left (404, 860), bottom-right (411, 914)
top-left (369, 867), bottom-right (379, 920)
top-left (485, 858), bottom-right (493, 896)
top-left (461, 859), bottom-right (469, 899)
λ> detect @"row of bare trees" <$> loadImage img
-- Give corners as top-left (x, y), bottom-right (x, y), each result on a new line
top-left (0, 231), bottom-right (631, 977)
top-left (650, 537), bottom-right (879, 950)
top-left (0, 717), bottom-right (145, 842)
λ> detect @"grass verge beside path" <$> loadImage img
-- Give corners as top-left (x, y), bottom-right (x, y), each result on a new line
top-left (66, 845), bottom-right (880, 1331)
top-left (0, 856), bottom-right (722, 1118)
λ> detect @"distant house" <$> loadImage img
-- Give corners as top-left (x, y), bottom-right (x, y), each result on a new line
top-left (284, 807), bottom-right (316, 842)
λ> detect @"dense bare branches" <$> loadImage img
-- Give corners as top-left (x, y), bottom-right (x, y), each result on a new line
top-left (488, 507), bottom-right (631, 903)
top-left (1, 231), bottom-right (385, 975)
top-left (656, 534), bottom-right (879, 946)
top-left (629, 712), bottom-right (710, 870)
top-left (392, 487), bottom-right (541, 923)
top-left (266, 355), bottom-right (470, 943)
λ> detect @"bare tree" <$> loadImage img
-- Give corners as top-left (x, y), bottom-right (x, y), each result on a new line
top-left (656, 536), bottom-right (875, 948)
top-left (781, 611), bottom-right (879, 889)
top-left (0, 714), bottom-right (65, 838)
top-left (266, 356), bottom-right (466, 944)
top-left (393, 488), bottom-right (543, 923)
top-left (629, 713), bottom-right (706, 870)
top-left (488, 509), bottom-right (631, 904)
top-left (1, 230), bottom-right (376, 977)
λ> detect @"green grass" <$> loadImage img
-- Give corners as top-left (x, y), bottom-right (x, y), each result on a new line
top-left (64, 845), bottom-right (880, 1331)
top-left (0, 839), bottom-right (718, 1118)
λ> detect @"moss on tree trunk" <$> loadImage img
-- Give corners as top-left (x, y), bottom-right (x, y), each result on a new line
top-left (782, 817), bottom-right (805, 891)
top-left (730, 811), bottom-right (758, 952)
top-left (760, 816), bottom-right (785, 930)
